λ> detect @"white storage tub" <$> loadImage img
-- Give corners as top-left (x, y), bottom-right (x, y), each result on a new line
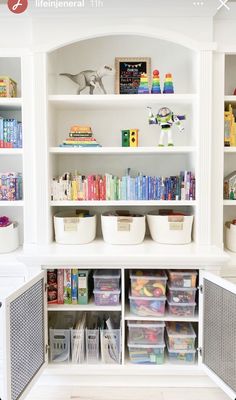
top-left (225, 221), bottom-right (236, 252)
top-left (147, 212), bottom-right (193, 244)
top-left (0, 222), bottom-right (19, 253)
top-left (54, 211), bottom-right (96, 244)
top-left (101, 212), bottom-right (145, 245)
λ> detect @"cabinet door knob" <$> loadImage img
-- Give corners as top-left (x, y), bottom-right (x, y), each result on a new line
top-left (0, 302), bottom-right (2, 308)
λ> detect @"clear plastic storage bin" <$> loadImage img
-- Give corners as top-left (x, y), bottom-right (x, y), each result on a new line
top-left (130, 270), bottom-right (167, 297)
top-left (167, 286), bottom-right (197, 304)
top-left (93, 289), bottom-right (120, 306)
top-left (86, 328), bottom-right (100, 364)
top-left (129, 294), bottom-right (166, 317)
top-left (167, 345), bottom-right (196, 365)
top-left (71, 329), bottom-right (85, 364)
top-left (93, 270), bottom-right (120, 291)
top-left (49, 328), bottom-right (70, 363)
top-left (128, 342), bottom-right (165, 364)
top-left (167, 270), bottom-right (197, 288)
top-left (167, 301), bottom-right (196, 317)
top-left (166, 322), bottom-right (196, 350)
top-left (100, 329), bottom-right (121, 364)
top-left (128, 321), bottom-right (165, 345)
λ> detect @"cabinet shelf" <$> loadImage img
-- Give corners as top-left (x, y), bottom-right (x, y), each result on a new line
top-left (0, 200), bottom-right (24, 207)
top-left (0, 148), bottom-right (23, 155)
top-left (49, 94), bottom-right (197, 110)
top-left (50, 200), bottom-right (196, 207)
top-left (49, 146), bottom-right (196, 155)
top-left (0, 97), bottom-right (22, 110)
top-left (48, 300), bottom-right (121, 312)
top-left (224, 147), bottom-right (236, 153)
top-left (46, 362), bottom-right (202, 375)
top-left (224, 96), bottom-right (236, 103)
top-left (20, 241), bottom-right (229, 266)
top-left (223, 200), bottom-right (236, 206)
top-left (125, 309), bottom-right (199, 322)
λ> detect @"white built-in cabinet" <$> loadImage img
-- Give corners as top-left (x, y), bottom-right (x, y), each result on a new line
top-left (1, 30), bottom-right (236, 400)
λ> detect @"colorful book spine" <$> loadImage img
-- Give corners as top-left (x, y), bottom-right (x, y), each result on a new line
top-left (64, 269), bottom-right (72, 304)
top-left (57, 269), bottom-right (64, 304)
top-left (51, 171), bottom-right (196, 202)
top-left (71, 268), bottom-right (78, 305)
top-left (78, 270), bottom-right (89, 305)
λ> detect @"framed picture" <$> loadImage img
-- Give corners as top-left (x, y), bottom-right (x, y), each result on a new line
top-left (115, 57), bottom-right (151, 94)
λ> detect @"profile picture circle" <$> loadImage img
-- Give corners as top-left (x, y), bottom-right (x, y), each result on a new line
top-left (8, 0), bottom-right (28, 14)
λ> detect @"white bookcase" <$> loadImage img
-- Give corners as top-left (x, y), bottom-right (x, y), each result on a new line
top-left (1, 32), bottom-right (236, 400)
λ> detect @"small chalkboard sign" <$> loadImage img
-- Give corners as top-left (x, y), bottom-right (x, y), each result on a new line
top-left (115, 57), bottom-right (151, 94)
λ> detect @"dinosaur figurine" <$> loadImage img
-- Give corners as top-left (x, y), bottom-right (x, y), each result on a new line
top-left (60, 65), bottom-right (114, 95)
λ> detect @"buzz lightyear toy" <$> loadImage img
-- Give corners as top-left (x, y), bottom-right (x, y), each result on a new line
top-left (148, 106), bottom-right (185, 146)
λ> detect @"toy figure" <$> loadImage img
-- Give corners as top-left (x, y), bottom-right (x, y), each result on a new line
top-left (60, 65), bottom-right (114, 95)
top-left (147, 106), bottom-right (185, 146)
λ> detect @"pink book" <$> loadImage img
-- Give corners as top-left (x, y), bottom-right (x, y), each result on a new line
top-left (57, 269), bottom-right (64, 304)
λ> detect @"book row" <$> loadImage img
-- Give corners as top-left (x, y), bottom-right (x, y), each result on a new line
top-left (51, 170), bottom-right (195, 201)
top-left (0, 172), bottom-right (23, 201)
top-left (0, 118), bottom-right (22, 148)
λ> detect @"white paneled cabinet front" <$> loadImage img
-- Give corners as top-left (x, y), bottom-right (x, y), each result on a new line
top-left (3, 267), bottom-right (236, 400)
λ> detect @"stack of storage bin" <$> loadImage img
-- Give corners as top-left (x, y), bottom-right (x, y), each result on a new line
top-left (166, 321), bottom-right (196, 364)
top-left (129, 270), bottom-right (167, 317)
top-left (93, 270), bottom-right (121, 306)
top-left (128, 321), bottom-right (165, 364)
top-left (167, 270), bottom-right (197, 317)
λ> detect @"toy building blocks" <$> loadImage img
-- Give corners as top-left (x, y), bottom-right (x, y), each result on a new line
top-left (151, 70), bottom-right (161, 94)
top-left (122, 129), bottom-right (139, 147)
top-left (122, 130), bottom-right (130, 147)
top-left (163, 73), bottom-right (174, 94)
top-left (148, 106), bottom-right (185, 146)
top-left (138, 73), bottom-right (149, 94)
top-left (129, 129), bottom-right (139, 147)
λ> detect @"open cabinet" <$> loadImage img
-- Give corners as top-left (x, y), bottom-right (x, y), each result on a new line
top-left (3, 268), bottom-right (236, 400)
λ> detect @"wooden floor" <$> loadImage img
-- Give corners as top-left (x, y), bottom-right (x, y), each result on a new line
top-left (26, 386), bottom-right (230, 400)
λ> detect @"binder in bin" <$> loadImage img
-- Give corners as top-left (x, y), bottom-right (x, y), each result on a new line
top-left (100, 329), bottom-right (121, 364)
top-left (71, 329), bottom-right (85, 364)
top-left (49, 329), bottom-right (70, 363)
top-left (86, 328), bottom-right (100, 364)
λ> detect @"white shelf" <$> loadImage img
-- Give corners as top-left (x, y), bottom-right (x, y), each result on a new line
top-left (46, 362), bottom-right (202, 376)
top-left (223, 200), bottom-right (236, 206)
top-left (0, 200), bottom-right (24, 207)
top-left (0, 97), bottom-right (22, 110)
top-left (0, 148), bottom-right (23, 155)
top-left (48, 299), bottom-right (121, 312)
top-left (18, 241), bottom-right (229, 266)
top-left (49, 94), bottom-right (197, 110)
top-left (125, 309), bottom-right (199, 322)
top-left (50, 146), bottom-right (196, 155)
top-left (50, 200), bottom-right (196, 206)
top-left (224, 96), bottom-right (236, 103)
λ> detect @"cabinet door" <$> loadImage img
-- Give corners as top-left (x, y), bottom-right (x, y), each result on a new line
top-left (3, 271), bottom-right (48, 400)
top-left (200, 271), bottom-right (236, 399)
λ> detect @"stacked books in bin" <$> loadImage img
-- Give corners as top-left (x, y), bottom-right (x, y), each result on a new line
top-left (59, 125), bottom-right (101, 148)
top-left (0, 117), bottom-right (22, 148)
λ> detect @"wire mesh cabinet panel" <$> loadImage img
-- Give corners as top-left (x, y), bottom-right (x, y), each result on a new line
top-left (4, 271), bottom-right (48, 400)
top-left (200, 271), bottom-right (236, 400)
